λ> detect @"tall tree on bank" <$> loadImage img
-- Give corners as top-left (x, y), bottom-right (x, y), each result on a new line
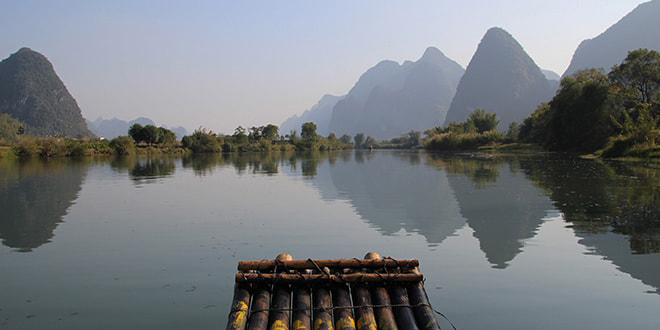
top-left (520, 49), bottom-right (659, 154)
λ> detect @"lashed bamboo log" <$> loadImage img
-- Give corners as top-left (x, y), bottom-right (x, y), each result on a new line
top-left (227, 283), bottom-right (251, 330)
top-left (248, 285), bottom-right (271, 330)
top-left (408, 282), bottom-right (441, 330)
top-left (389, 286), bottom-right (419, 330)
top-left (268, 284), bottom-right (291, 330)
top-left (371, 285), bottom-right (398, 330)
top-left (292, 287), bottom-right (312, 330)
top-left (269, 253), bottom-right (294, 330)
top-left (352, 285), bottom-right (377, 330)
top-left (332, 284), bottom-right (356, 330)
top-left (312, 286), bottom-right (333, 330)
top-left (238, 259), bottom-right (418, 272)
top-left (235, 273), bottom-right (422, 284)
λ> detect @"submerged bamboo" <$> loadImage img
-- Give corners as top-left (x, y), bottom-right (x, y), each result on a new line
top-left (227, 283), bottom-right (251, 330)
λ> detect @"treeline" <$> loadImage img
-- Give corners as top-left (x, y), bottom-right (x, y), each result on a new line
top-left (424, 48), bottom-right (659, 158)
top-left (519, 49), bottom-right (659, 158)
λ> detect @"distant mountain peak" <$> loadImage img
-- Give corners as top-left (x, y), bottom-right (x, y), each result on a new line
top-left (328, 47), bottom-right (464, 139)
top-left (563, 0), bottom-right (660, 76)
top-left (444, 27), bottom-right (553, 129)
top-left (0, 47), bottom-right (94, 137)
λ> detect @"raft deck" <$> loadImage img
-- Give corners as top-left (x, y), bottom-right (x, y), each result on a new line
top-left (227, 253), bottom-right (442, 330)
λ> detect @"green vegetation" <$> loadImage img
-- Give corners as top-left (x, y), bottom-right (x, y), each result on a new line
top-left (425, 108), bottom-right (506, 151)
top-left (0, 114), bottom-right (28, 144)
top-left (519, 49), bottom-right (659, 159)
top-left (128, 124), bottom-right (177, 146)
top-left (181, 122), bottom-right (351, 154)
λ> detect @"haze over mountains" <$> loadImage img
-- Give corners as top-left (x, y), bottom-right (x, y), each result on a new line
top-left (563, 0), bottom-right (660, 77)
top-left (1, 1), bottom-right (657, 141)
top-left (281, 94), bottom-right (344, 137)
top-left (329, 47), bottom-right (464, 140)
top-left (283, 47), bottom-right (464, 140)
top-left (283, 1), bottom-right (658, 139)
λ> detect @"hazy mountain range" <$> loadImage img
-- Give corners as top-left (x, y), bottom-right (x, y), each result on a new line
top-left (1, 1), bottom-right (656, 141)
top-left (284, 0), bottom-right (658, 139)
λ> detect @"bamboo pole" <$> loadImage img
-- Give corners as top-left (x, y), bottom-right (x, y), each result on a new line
top-left (312, 285), bottom-right (333, 330)
top-left (371, 285), bottom-right (398, 330)
top-left (332, 284), bottom-right (356, 330)
top-left (268, 284), bottom-right (291, 330)
top-left (389, 286), bottom-right (419, 330)
top-left (248, 285), bottom-right (271, 330)
top-left (269, 254), bottom-right (294, 330)
top-left (238, 259), bottom-right (419, 272)
top-left (292, 287), bottom-right (312, 330)
top-left (352, 285), bottom-right (377, 330)
top-left (227, 283), bottom-right (251, 330)
top-left (407, 282), bottom-right (441, 330)
top-left (235, 273), bottom-right (422, 284)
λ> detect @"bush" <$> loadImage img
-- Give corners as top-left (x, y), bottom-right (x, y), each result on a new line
top-left (110, 136), bottom-right (136, 155)
top-left (425, 130), bottom-right (504, 151)
top-left (38, 137), bottom-right (68, 157)
top-left (14, 136), bottom-right (40, 157)
top-left (182, 128), bottom-right (221, 153)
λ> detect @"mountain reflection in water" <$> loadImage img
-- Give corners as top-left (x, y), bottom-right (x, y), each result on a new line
top-left (0, 157), bottom-right (87, 251)
top-left (1, 151), bottom-right (658, 295)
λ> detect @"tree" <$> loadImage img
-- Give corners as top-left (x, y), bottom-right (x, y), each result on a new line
top-left (142, 125), bottom-right (163, 145)
top-left (159, 127), bottom-right (177, 145)
top-left (609, 49), bottom-right (660, 104)
top-left (338, 134), bottom-right (352, 144)
top-left (128, 123), bottom-right (145, 143)
top-left (467, 108), bottom-right (499, 133)
top-left (506, 122), bottom-right (520, 142)
top-left (262, 124), bottom-right (279, 140)
top-left (233, 126), bottom-right (248, 144)
top-left (301, 122), bottom-right (317, 140)
top-left (248, 126), bottom-right (263, 142)
top-left (354, 133), bottom-right (365, 148)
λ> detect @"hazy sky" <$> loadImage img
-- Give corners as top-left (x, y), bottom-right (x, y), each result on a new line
top-left (0, 0), bottom-right (650, 134)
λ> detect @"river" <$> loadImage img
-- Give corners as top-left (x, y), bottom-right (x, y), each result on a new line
top-left (1, 150), bottom-right (659, 329)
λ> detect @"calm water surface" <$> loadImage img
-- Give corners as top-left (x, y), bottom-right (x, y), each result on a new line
top-left (1, 151), bottom-right (659, 329)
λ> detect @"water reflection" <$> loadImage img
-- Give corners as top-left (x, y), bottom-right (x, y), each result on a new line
top-left (129, 157), bottom-right (176, 184)
top-left (2, 151), bottom-right (658, 294)
top-left (518, 155), bottom-right (660, 293)
top-left (0, 157), bottom-right (87, 251)
top-left (309, 150), bottom-right (465, 246)
top-left (427, 154), bottom-right (553, 268)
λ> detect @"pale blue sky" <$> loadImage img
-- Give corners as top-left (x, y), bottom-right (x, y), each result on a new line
top-left (0, 0), bottom-right (650, 134)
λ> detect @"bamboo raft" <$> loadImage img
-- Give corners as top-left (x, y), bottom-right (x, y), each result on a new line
top-left (227, 252), bottom-right (442, 330)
